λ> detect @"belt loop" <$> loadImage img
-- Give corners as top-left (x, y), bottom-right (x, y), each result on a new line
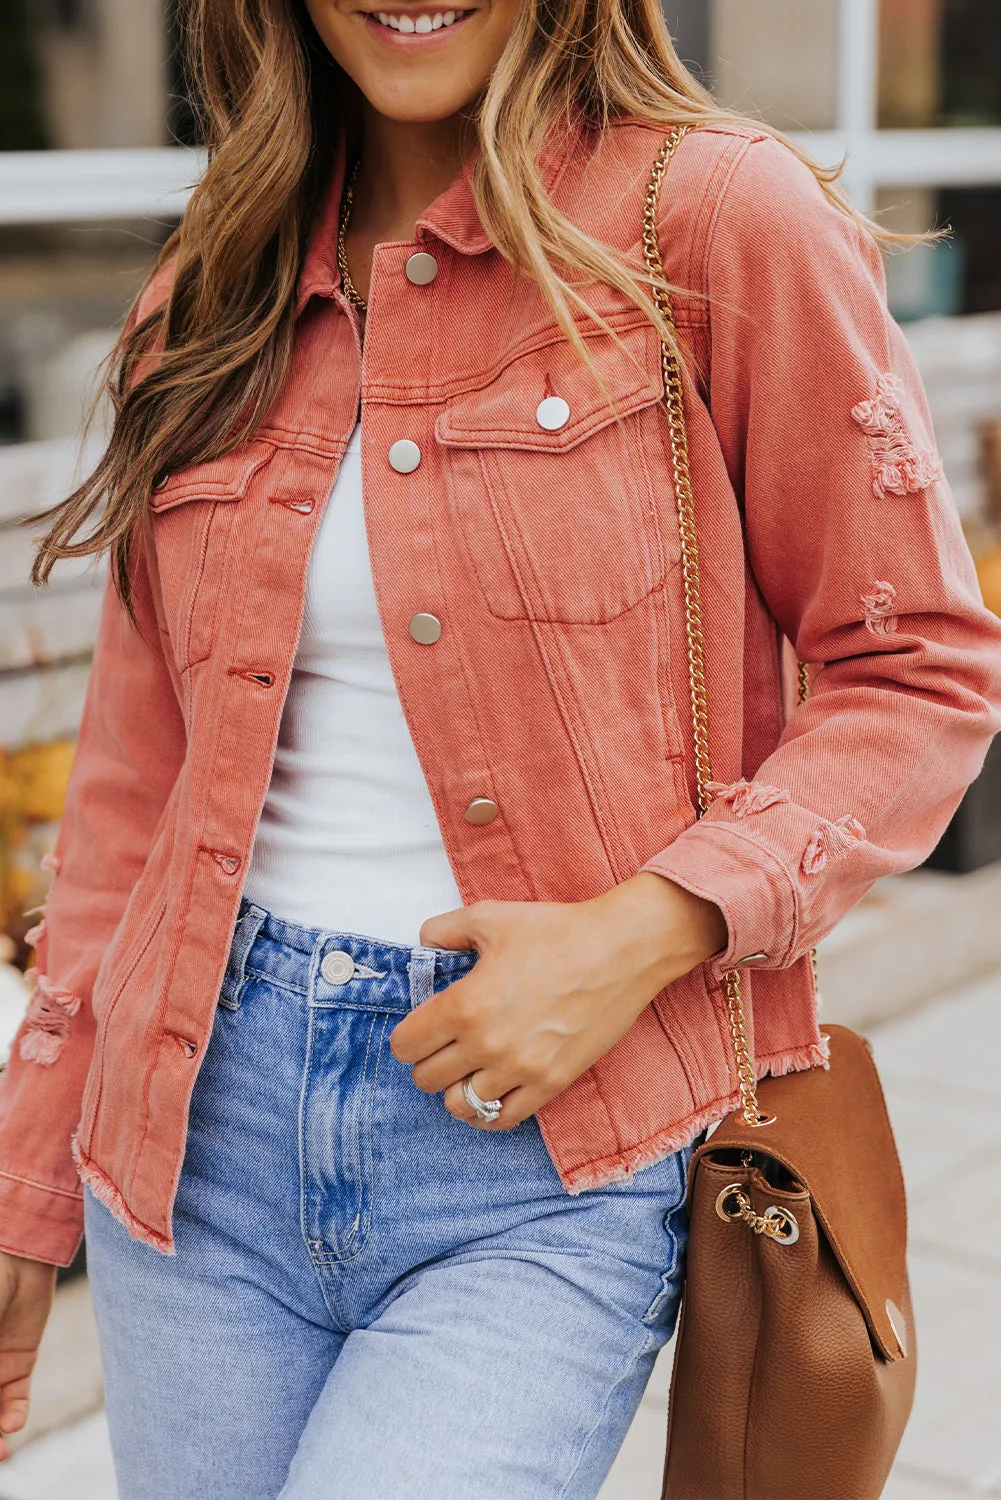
top-left (407, 946), bottom-right (437, 1010)
top-left (220, 902), bottom-right (268, 1010)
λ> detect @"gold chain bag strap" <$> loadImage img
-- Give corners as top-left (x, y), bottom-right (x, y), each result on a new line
top-left (643, 129), bottom-right (916, 1500)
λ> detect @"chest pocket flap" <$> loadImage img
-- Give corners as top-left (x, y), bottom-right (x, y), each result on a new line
top-left (436, 322), bottom-right (663, 452)
top-left (435, 323), bottom-right (674, 623)
top-left (148, 440), bottom-right (276, 669)
top-left (149, 440), bottom-right (275, 512)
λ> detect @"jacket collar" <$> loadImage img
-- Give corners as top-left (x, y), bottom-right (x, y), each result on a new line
top-left (295, 118), bottom-right (584, 315)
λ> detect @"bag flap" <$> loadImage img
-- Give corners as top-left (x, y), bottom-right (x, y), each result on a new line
top-left (691, 1026), bottom-right (909, 1362)
top-left (149, 440), bottom-right (275, 512)
top-left (435, 323), bottom-right (662, 452)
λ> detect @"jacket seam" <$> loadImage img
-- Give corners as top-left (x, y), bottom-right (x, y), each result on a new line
top-left (699, 134), bottom-right (759, 381)
top-left (650, 995), bottom-right (709, 1108)
top-left (0, 1168), bottom-right (83, 1202)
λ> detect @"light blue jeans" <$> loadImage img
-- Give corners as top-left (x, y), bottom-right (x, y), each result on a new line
top-left (84, 900), bottom-right (694, 1499)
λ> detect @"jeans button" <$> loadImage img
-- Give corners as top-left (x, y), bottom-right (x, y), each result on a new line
top-left (321, 950), bottom-right (355, 985)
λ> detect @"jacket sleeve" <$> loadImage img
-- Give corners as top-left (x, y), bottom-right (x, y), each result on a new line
top-left (0, 537), bottom-right (185, 1265)
top-left (642, 134), bottom-right (1001, 981)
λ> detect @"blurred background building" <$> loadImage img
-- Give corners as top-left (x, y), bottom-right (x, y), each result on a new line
top-left (1, 0), bottom-right (1001, 1032)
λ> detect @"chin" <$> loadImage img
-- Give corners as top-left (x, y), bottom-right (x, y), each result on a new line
top-left (366, 85), bottom-right (475, 123)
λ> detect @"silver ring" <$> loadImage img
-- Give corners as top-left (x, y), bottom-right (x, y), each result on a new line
top-left (462, 1077), bottom-right (502, 1123)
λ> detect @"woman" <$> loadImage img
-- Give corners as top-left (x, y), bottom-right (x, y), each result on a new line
top-left (1, 1), bottom-right (999, 1495)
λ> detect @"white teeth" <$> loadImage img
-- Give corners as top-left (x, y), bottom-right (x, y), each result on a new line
top-left (370, 8), bottom-right (465, 30)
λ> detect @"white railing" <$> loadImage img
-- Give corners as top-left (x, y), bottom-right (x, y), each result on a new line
top-left (0, 129), bottom-right (1000, 225)
top-left (0, 148), bottom-right (206, 225)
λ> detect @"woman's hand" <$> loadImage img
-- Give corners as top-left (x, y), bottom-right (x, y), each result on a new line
top-left (0, 1251), bottom-right (57, 1461)
top-left (390, 874), bottom-right (727, 1129)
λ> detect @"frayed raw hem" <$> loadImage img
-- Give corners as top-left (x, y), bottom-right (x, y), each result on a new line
top-left (756, 1036), bottom-right (831, 1078)
top-left (560, 1097), bottom-right (737, 1194)
top-left (560, 1040), bottom-right (830, 1194)
top-left (70, 1135), bottom-right (175, 1255)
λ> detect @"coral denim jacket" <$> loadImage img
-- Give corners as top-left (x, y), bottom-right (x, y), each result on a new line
top-left (3, 122), bottom-right (1001, 1266)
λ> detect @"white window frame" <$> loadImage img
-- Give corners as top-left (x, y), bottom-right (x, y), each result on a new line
top-left (0, 0), bottom-right (998, 222)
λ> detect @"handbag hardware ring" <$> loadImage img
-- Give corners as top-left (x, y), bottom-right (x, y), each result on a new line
top-left (714, 1183), bottom-right (800, 1245)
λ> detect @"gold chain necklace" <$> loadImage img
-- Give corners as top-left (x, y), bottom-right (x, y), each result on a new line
top-left (337, 157), bottom-right (368, 314)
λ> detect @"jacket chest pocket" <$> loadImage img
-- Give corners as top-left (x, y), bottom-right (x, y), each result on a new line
top-left (436, 325), bottom-right (677, 624)
top-left (149, 441), bottom-right (275, 670)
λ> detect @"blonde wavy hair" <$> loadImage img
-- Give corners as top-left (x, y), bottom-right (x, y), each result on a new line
top-left (32, 0), bottom-right (893, 614)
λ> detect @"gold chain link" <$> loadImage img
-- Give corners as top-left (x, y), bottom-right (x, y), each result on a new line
top-left (722, 1186), bottom-right (797, 1241)
top-left (642, 129), bottom-right (715, 816)
top-left (337, 157), bottom-right (368, 314)
top-left (795, 663), bottom-right (823, 988)
top-left (797, 659), bottom-right (811, 705)
top-left (642, 128), bottom-right (766, 1128)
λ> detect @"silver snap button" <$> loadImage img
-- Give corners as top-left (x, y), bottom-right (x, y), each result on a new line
top-left (405, 252), bottom-right (438, 286)
top-left (465, 797), bottom-right (499, 826)
top-left (321, 950), bottom-right (356, 985)
top-left (735, 952), bottom-right (769, 967)
top-left (409, 612), bottom-right (442, 644)
top-left (535, 396), bottom-right (570, 431)
top-left (388, 439), bottom-right (421, 474)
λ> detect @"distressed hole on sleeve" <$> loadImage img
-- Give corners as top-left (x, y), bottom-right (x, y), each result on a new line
top-left (861, 580), bottom-right (899, 636)
top-left (802, 815), bottom-right (866, 876)
top-left (706, 779), bottom-right (791, 819)
top-left (851, 374), bottom-right (943, 501)
top-left (18, 976), bottom-right (82, 1066)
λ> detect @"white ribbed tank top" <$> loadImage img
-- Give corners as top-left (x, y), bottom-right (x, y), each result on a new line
top-left (243, 424), bottom-right (464, 943)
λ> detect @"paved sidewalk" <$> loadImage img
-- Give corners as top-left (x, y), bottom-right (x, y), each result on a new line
top-left (2, 968), bottom-right (1000, 1500)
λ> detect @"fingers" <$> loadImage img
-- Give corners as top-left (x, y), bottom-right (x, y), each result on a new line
top-left (0, 1255), bottom-right (57, 1462)
top-left (410, 1041), bottom-right (471, 1096)
top-left (389, 971), bottom-right (474, 1064)
top-left (418, 898), bottom-right (503, 954)
top-left (417, 905), bottom-right (478, 951)
top-left (0, 1377), bottom-right (31, 1456)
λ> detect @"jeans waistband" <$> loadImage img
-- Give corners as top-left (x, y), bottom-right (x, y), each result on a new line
top-left (221, 898), bottom-right (479, 1015)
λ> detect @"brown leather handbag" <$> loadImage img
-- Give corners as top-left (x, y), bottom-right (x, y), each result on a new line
top-left (642, 130), bottom-right (917, 1500)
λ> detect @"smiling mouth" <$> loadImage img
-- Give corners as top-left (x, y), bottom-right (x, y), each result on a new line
top-left (363, 8), bottom-right (473, 34)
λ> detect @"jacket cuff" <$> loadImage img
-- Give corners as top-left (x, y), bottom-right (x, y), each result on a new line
top-left (0, 1169), bottom-right (84, 1268)
top-left (640, 820), bottom-right (800, 982)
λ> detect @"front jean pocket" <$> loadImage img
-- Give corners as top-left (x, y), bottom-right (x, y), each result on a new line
top-left (300, 1005), bottom-right (391, 1262)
